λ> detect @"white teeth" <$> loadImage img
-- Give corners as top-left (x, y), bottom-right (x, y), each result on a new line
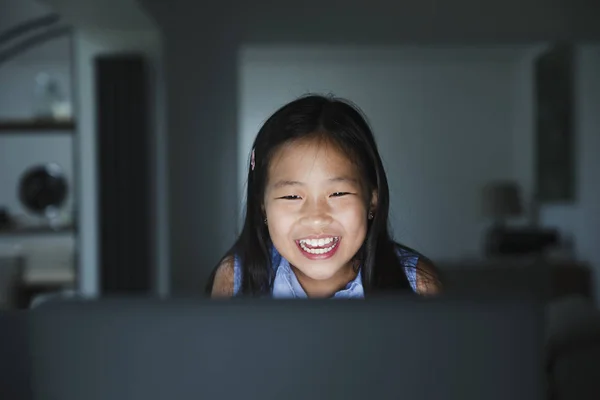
top-left (300, 237), bottom-right (336, 247)
top-left (298, 237), bottom-right (339, 255)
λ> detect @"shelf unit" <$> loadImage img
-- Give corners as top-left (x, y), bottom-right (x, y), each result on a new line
top-left (1, 12), bottom-right (80, 305)
top-left (0, 119), bottom-right (75, 133)
top-left (0, 224), bottom-right (75, 237)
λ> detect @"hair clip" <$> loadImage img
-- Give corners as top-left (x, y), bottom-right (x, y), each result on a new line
top-left (250, 148), bottom-right (256, 171)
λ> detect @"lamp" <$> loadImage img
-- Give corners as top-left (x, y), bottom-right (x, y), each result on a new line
top-left (482, 181), bottom-right (523, 227)
top-left (482, 181), bottom-right (558, 257)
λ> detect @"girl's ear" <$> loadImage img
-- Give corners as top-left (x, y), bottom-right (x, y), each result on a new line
top-left (369, 190), bottom-right (378, 214)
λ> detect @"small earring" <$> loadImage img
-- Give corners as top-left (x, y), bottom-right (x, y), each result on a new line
top-left (368, 212), bottom-right (374, 220)
top-left (264, 217), bottom-right (268, 225)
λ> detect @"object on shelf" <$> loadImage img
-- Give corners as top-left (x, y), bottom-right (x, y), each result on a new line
top-left (33, 73), bottom-right (71, 121)
top-left (18, 163), bottom-right (68, 229)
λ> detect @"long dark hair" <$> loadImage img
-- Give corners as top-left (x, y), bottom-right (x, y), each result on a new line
top-left (206, 94), bottom-right (429, 296)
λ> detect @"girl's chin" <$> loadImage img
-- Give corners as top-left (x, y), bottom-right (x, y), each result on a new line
top-left (290, 262), bottom-right (346, 282)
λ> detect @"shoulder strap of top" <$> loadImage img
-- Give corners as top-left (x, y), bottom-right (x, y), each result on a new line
top-left (396, 245), bottom-right (420, 293)
top-left (232, 255), bottom-right (242, 295)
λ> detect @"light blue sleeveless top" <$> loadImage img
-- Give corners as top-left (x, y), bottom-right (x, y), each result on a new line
top-left (232, 246), bottom-right (419, 298)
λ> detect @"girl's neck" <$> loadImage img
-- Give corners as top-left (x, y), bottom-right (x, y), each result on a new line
top-left (290, 263), bottom-right (357, 298)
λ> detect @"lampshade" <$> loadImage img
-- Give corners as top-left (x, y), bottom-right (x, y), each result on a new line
top-left (482, 181), bottom-right (523, 219)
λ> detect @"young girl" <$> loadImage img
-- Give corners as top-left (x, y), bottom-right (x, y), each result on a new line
top-left (206, 94), bottom-right (441, 298)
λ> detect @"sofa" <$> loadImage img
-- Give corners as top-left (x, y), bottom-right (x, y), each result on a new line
top-left (545, 295), bottom-right (600, 400)
top-left (440, 261), bottom-right (600, 400)
top-left (0, 311), bottom-right (33, 399)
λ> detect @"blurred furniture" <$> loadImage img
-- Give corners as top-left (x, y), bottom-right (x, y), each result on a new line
top-left (0, 312), bottom-right (32, 400)
top-left (17, 240), bottom-right (75, 309)
top-left (17, 268), bottom-right (75, 309)
top-left (438, 262), bottom-right (599, 399)
top-left (545, 295), bottom-right (600, 400)
top-left (440, 260), bottom-right (593, 303)
top-left (0, 240), bottom-right (75, 309)
top-left (486, 228), bottom-right (560, 257)
top-left (482, 181), bottom-right (523, 225)
top-left (482, 181), bottom-right (561, 257)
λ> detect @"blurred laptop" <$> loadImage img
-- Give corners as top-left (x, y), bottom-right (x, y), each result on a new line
top-left (28, 296), bottom-right (544, 400)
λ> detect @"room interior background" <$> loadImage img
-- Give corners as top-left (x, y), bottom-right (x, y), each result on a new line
top-left (0, 0), bottom-right (599, 308)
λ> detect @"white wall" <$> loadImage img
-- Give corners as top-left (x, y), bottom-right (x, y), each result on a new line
top-left (575, 46), bottom-right (600, 303)
top-left (240, 46), bottom-right (524, 261)
top-left (72, 28), bottom-right (165, 296)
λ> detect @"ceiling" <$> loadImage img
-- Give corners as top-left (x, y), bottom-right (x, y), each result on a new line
top-left (36, 0), bottom-right (156, 30)
top-left (0, 0), bottom-right (70, 65)
top-left (0, 0), bottom-right (157, 65)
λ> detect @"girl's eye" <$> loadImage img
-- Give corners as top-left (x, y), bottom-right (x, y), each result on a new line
top-left (331, 192), bottom-right (350, 197)
top-left (279, 195), bottom-right (301, 200)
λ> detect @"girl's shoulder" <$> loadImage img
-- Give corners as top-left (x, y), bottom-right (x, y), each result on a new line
top-left (395, 243), bottom-right (441, 295)
top-left (395, 244), bottom-right (420, 265)
top-left (395, 245), bottom-right (419, 292)
top-left (210, 256), bottom-right (236, 297)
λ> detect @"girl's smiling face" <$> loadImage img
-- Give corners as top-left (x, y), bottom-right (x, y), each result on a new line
top-left (264, 136), bottom-right (376, 292)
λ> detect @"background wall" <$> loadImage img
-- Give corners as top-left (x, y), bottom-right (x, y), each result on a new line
top-left (4, 0), bottom-right (598, 301)
top-left (143, 0), bottom-right (600, 296)
top-left (239, 45), bottom-right (600, 300)
top-left (239, 46), bottom-right (526, 261)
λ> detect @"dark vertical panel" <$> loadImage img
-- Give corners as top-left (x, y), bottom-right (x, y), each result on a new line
top-left (96, 54), bottom-right (151, 294)
top-left (534, 43), bottom-right (575, 204)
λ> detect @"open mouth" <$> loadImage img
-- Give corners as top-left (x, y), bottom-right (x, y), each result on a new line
top-left (295, 236), bottom-right (341, 259)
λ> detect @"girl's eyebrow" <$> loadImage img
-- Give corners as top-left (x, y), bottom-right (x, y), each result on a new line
top-left (328, 176), bottom-right (358, 184)
top-left (271, 176), bottom-right (358, 189)
top-left (272, 180), bottom-right (304, 189)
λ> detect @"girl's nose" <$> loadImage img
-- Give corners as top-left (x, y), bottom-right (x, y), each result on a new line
top-left (300, 201), bottom-right (333, 229)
